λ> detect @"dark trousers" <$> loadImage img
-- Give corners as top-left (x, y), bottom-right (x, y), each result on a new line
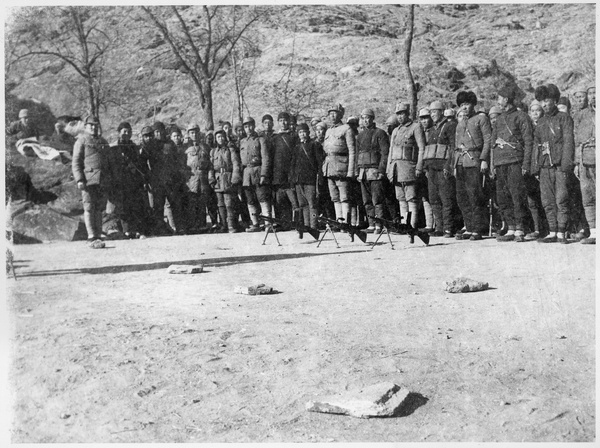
top-left (153, 185), bottom-right (183, 232)
top-left (427, 169), bottom-right (457, 233)
top-left (360, 179), bottom-right (386, 226)
top-left (455, 165), bottom-right (487, 234)
top-left (539, 167), bottom-right (569, 233)
top-left (244, 184), bottom-right (271, 206)
top-left (272, 184), bottom-right (299, 223)
top-left (523, 173), bottom-right (545, 234)
top-left (495, 163), bottom-right (528, 230)
top-left (579, 166), bottom-right (596, 229)
top-left (295, 183), bottom-right (318, 228)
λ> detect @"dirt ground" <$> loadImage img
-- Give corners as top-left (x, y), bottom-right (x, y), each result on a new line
top-left (5, 230), bottom-right (596, 443)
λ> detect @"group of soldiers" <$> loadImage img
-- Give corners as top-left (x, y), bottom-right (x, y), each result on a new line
top-left (8, 80), bottom-right (596, 248)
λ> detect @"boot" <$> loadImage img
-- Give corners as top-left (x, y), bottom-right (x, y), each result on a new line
top-left (95, 210), bottom-right (104, 239)
top-left (341, 202), bottom-right (351, 223)
top-left (399, 200), bottom-right (409, 224)
top-left (83, 210), bottom-right (95, 240)
top-left (260, 202), bottom-right (272, 231)
top-left (408, 202), bottom-right (419, 228)
top-left (350, 206), bottom-right (358, 226)
top-left (334, 202), bottom-right (343, 221)
top-left (218, 206), bottom-right (228, 232)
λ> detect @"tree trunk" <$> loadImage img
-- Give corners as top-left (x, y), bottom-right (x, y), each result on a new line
top-left (202, 80), bottom-right (214, 131)
top-left (402, 5), bottom-right (417, 120)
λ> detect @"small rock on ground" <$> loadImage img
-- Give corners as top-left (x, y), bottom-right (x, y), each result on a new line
top-left (167, 264), bottom-right (204, 274)
top-left (234, 284), bottom-right (274, 295)
top-left (306, 382), bottom-right (410, 418)
top-left (445, 277), bottom-right (489, 293)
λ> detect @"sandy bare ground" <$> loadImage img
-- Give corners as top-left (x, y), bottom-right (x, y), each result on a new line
top-left (6, 230), bottom-right (595, 443)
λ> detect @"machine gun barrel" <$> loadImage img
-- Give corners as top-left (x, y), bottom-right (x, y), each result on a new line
top-left (317, 215), bottom-right (367, 243)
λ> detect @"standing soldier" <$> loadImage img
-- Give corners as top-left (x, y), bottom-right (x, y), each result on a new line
top-left (387, 102), bottom-right (426, 229)
top-left (491, 85), bottom-right (534, 242)
top-left (453, 91), bottom-right (492, 241)
top-left (270, 112), bottom-right (299, 226)
top-left (573, 86), bottom-right (596, 244)
top-left (106, 122), bottom-right (150, 239)
top-left (322, 104), bottom-right (356, 221)
top-left (417, 108), bottom-right (435, 233)
top-left (261, 114), bottom-right (275, 139)
top-left (72, 115), bottom-right (112, 248)
top-left (185, 124), bottom-right (217, 232)
top-left (7, 109), bottom-right (39, 140)
top-left (210, 126), bottom-right (243, 233)
top-left (356, 108), bottom-right (390, 233)
top-left (239, 116), bottom-right (272, 232)
top-left (530, 84), bottom-right (575, 243)
top-left (314, 121), bottom-right (335, 221)
top-left (290, 122), bottom-right (322, 229)
top-left (423, 101), bottom-right (458, 237)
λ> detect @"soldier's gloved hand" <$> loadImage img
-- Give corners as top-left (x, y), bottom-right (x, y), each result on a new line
top-left (490, 168), bottom-right (496, 179)
top-left (415, 169), bottom-right (423, 177)
top-left (522, 168), bottom-right (529, 176)
top-left (259, 175), bottom-right (267, 185)
top-left (77, 181), bottom-right (86, 191)
top-left (574, 164), bottom-right (580, 180)
top-left (480, 161), bottom-right (489, 173)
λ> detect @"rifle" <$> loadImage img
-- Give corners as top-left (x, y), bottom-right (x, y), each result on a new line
top-left (257, 214), bottom-right (320, 241)
top-left (369, 213), bottom-right (430, 246)
top-left (317, 214), bottom-right (367, 243)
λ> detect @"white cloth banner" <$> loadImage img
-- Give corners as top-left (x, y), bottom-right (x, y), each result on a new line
top-left (16, 137), bottom-right (71, 161)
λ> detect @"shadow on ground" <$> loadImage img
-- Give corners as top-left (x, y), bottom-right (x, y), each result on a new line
top-left (15, 250), bottom-right (369, 278)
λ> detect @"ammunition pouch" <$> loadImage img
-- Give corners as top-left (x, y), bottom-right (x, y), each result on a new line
top-left (400, 145), bottom-right (418, 163)
top-left (357, 150), bottom-right (380, 168)
top-left (424, 143), bottom-right (450, 160)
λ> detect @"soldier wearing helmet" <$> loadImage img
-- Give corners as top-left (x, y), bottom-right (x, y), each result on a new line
top-left (72, 115), bottom-right (113, 247)
top-left (7, 108), bottom-right (40, 141)
top-left (422, 100), bottom-right (459, 237)
top-left (356, 108), bottom-right (390, 233)
top-left (322, 103), bottom-right (357, 221)
top-left (239, 116), bottom-right (272, 232)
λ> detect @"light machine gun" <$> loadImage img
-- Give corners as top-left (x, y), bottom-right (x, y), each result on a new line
top-left (369, 213), bottom-right (430, 246)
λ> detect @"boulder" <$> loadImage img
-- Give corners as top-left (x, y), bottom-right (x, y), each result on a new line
top-left (306, 382), bottom-right (411, 418)
top-left (445, 277), bottom-right (489, 293)
top-left (11, 204), bottom-right (86, 243)
top-left (339, 64), bottom-right (363, 78)
top-left (167, 265), bottom-right (204, 274)
top-left (47, 180), bottom-right (83, 215)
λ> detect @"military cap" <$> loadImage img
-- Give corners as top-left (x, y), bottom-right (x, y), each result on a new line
top-left (535, 84), bottom-right (560, 102)
top-left (242, 116), bottom-right (255, 125)
top-left (529, 100), bottom-right (543, 110)
top-left (429, 101), bottom-right (444, 110)
top-left (488, 106), bottom-right (503, 116)
top-left (395, 102), bottom-right (410, 114)
top-left (277, 112), bottom-right (290, 121)
top-left (315, 121), bottom-right (328, 130)
top-left (117, 121), bottom-right (132, 132)
top-left (214, 126), bottom-right (226, 138)
top-left (557, 96), bottom-right (571, 108)
top-left (310, 117), bottom-right (321, 126)
top-left (262, 114), bottom-right (273, 123)
top-left (18, 109), bottom-right (29, 118)
top-left (205, 129), bottom-right (214, 135)
top-left (296, 114), bottom-right (307, 124)
top-left (169, 125), bottom-right (182, 135)
top-left (141, 126), bottom-right (154, 136)
top-left (572, 84), bottom-right (588, 95)
top-left (328, 103), bottom-right (345, 115)
top-left (152, 121), bottom-right (166, 131)
top-left (85, 115), bottom-right (100, 125)
top-left (297, 123), bottom-right (310, 133)
top-left (456, 91), bottom-right (478, 106)
top-left (587, 86), bottom-right (596, 93)
top-left (498, 84), bottom-right (516, 102)
top-left (222, 121), bottom-right (232, 128)
top-left (234, 121), bottom-right (244, 130)
top-left (289, 115), bottom-right (297, 124)
top-left (385, 114), bottom-right (399, 126)
top-left (444, 108), bottom-right (456, 117)
top-left (360, 108), bottom-right (375, 117)
top-left (418, 108), bottom-right (431, 118)
top-left (187, 123), bottom-right (200, 132)
top-left (347, 116), bottom-right (359, 125)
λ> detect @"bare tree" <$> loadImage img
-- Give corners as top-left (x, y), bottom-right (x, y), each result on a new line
top-left (401, 4), bottom-right (418, 120)
top-left (229, 37), bottom-right (260, 125)
top-left (140, 5), bottom-right (264, 130)
top-left (6, 6), bottom-right (123, 118)
top-left (262, 31), bottom-right (330, 116)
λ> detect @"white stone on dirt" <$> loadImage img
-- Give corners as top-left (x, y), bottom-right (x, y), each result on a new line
top-left (445, 277), bottom-right (489, 293)
top-left (305, 382), bottom-right (410, 418)
top-left (167, 264), bottom-right (204, 274)
top-left (234, 284), bottom-right (274, 295)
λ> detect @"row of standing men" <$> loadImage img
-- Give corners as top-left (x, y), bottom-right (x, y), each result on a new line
top-left (70, 82), bottom-right (595, 246)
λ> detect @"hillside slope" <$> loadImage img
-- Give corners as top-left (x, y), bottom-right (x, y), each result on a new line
top-left (5, 3), bottom-right (595, 142)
